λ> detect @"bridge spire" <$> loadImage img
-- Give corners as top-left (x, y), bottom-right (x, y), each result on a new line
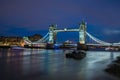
top-left (79, 20), bottom-right (87, 44)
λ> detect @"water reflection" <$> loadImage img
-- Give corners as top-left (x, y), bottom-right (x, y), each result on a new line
top-left (0, 48), bottom-right (120, 80)
top-left (110, 52), bottom-right (114, 61)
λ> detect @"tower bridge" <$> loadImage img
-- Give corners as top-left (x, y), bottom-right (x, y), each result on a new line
top-left (23, 20), bottom-right (120, 49)
top-left (48, 21), bottom-right (86, 44)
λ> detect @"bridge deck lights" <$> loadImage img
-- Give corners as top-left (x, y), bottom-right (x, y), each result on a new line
top-left (64, 28), bottom-right (67, 31)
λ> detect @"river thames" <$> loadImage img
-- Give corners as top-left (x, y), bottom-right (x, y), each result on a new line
top-left (0, 48), bottom-right (120, 80)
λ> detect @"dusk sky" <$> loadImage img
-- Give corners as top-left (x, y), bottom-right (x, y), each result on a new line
top-left (0, 0), bottom-right (120, 42)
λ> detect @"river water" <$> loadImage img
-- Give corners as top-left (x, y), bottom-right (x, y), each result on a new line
top-left (0, 48), bottom-right (120, 80)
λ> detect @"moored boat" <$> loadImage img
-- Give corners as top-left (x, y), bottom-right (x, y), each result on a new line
top-left (65, 50), bottom-right (86, 60)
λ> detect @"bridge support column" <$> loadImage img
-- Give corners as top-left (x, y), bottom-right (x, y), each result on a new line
top-left (49, 31), bottom-right (54, 43)
top-left (48, 24), bottom-right (57, 44)
top-left (77, 21), bottom-right (88, 50)
top-left (79, 20), bottom-right (86, 44)
top-left (47, 24), bottom-right (57, 49)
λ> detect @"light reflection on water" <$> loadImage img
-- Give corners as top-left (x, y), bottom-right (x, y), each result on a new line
top-left (0, 48), bottom-right (120, 80)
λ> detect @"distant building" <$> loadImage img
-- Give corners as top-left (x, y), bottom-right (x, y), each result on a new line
top-left (0, 36), bottom-right (24, 46)
top-left (0, 34), bottom-right (42, 46)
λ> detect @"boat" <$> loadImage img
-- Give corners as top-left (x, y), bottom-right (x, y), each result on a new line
top-left (11, 45), bottom-right (25, 50)
top-left (65, 50), bottom-right (86, 60)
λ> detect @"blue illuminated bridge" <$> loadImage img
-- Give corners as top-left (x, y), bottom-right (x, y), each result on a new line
top-left (23, 21), bottom-right (120, 48)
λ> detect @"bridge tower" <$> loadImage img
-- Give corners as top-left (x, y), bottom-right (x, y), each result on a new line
top-left (48, 24), bottom-right (57, 44)
top-left (79, 20), bottom-right (87, 44)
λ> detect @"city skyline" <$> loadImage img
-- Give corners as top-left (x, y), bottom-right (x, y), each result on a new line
top-left (0, 0), bottom-right (120, 42)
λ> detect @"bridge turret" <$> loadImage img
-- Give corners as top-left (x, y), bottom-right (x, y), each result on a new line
top-left (48, 24), bottom-right (57, 44)
top-left (79, 20), bottom-right (87, 44)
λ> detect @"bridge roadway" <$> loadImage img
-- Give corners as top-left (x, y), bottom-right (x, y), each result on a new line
top-left (55, 29), bottom-right (79, 32)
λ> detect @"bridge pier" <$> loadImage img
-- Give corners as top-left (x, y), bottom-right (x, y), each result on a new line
top-left (47, 24), bottom-right (57, 49)
top-left (77, 43), bottom-right (88, 50)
